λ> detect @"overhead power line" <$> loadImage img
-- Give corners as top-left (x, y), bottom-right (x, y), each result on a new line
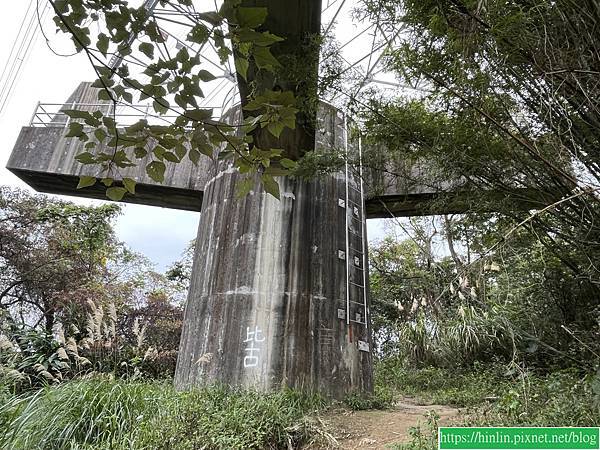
top-left (0, 0), bottom-right (50, 116)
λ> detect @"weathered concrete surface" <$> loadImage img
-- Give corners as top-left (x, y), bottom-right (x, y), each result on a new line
top-left (7, 83), bottom-right (375, 397)
top-left (361, 152), bottom-right (557, 217)
top-left (174, 104), bottom-right (372, 397)
top-left (7, 83), bottom-right (213, 211)
top-left (9, 121), bottom-right (545, 217)
top-left (4, 0), bottom-right (560, 400)
top-left (7, 126), bottom-right (212, 211)
top-left (6, 82), bottom-right (552, 398)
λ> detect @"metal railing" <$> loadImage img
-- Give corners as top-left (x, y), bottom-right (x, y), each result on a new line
top-left (28, 102), bottom-right (226, 128)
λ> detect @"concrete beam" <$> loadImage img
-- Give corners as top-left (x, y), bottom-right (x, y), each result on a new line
top-left (361, 156), bottom-right (559, 218)
top-left (7, 122), bottom-right (546, 216)
top-left (7, 125), bottom-right (212, 211)
top-left (7, 82), bottom-right (214, 211)
top-left (7, 82), bottom-right (552, 218)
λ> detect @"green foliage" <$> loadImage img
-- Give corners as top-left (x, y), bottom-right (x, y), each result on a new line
top-left (244, 90), bottom-right (298, 139)
top-left (387, 411), bottom-right (440, 450)
top-left (374, 361), bottom-right (600, 428)
top-left (0, 380), bottom-right (166, 449)
top-left (484, 369), bottom-right (600, 427)
top-left (1, 187), bottom-right (186, 386)
top-left (343, 385), bottom-right (394, 410)
top-left (369, 231), bottom-right (525, 369)
top-left (359, 0), bottom-right (600, 348)
top-left (0, 328), bottom-right (91, 390)
top-left (0, 186), bottom-right (121, 333)
top-left (140, 386), bottom-right (326, 449)
top-left (52, 0), bottom-right (301, 200)
top-left (375, 360), bottom-right (513, 407)
top-left (291, 146), bottom-right (346, 180)
top-left (369, 214), bottom-right (600, 371)
top-left (0, 380), bottom-right (326, 450)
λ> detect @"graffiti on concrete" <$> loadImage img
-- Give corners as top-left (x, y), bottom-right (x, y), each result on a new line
top-left (243, 326), bottom-right (265, 368)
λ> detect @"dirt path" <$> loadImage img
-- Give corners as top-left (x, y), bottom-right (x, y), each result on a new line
top-left (312, 398), bottom-right (461, 449)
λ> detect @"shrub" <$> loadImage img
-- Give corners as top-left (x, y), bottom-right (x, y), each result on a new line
top-left (387, 411), bottom-right (440, 450)
top-left (139, 386), bottom-right (326, 449)
top-left (375, 359), bottom-right (513, 407)
top-left (484, 369), bottom-right (600, 426)
top-left (343, 384), bottom-right (394, 410)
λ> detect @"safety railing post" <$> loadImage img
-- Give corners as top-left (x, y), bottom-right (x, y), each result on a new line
top-left (28, 101), bottom-right (40, 126)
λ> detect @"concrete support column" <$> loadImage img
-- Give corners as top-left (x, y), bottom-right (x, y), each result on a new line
top-left (174, 105), bottom-right (372, 398)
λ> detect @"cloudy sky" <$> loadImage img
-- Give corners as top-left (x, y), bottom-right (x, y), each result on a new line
top-left (0, 1), bottom-right (388, 271)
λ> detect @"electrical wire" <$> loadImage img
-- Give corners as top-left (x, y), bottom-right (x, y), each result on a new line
top-left (0, 0), bottom-right (35, 93)
top-left (0, 0), bottom-right (49, 116)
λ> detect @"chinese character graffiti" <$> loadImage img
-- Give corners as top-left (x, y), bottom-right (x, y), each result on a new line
top-left (243, 326), bottom-right (265, 368)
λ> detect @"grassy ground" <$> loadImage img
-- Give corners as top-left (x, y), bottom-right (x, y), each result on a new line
top-left (0, 379), bottom-right (326, 449)
top-left (1, 363), bottom-right (598, 449)
top-left (375, 359), bottom-right (600, 450)
top-left (376, 359), bottom-right (600, 426)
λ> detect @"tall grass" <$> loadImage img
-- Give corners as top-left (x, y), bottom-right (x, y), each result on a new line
top-left (0, 379), bottom-right (326, 449)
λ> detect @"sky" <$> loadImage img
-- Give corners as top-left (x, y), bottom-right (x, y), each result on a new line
top-left (0, 0), bottom-right (389, 272)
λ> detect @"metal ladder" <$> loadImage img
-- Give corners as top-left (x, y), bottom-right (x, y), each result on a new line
top-left (338, 115), bottom-right (369, 352)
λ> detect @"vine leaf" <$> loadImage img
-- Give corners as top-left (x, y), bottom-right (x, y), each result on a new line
top-left (65, 122), bottom-right (85, 138)
top-left (75, 152), bottom-right (96, 164)
top-left (77, 176), bottom-right (96, 189)
top-left (280, 158), bottom-right (297, 170)
top-left (261, 174), bottom-right (280, 199)
top-left (236, 7), bottom-right (268, 28)
top-left (123, 178), bottom-right (137, 194)
top-left (53, 0), bottom-right (292, 202)
top-left (106, 187), bottom-right (128, 201)
top-left (139, 42), bottom-right (154, 59)
top-left (198, 70), bottom-right (216, 82)
top-left (97, 33), bottom-right (109, 56)
top-left (235, 56), bottom-right (249, 80)
top-left (146, 161), bottom-right (166, 182)
top-left (253, 46), bottom-right (281, 71)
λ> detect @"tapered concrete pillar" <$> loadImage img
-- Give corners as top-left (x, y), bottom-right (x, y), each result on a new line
top-left (174, 104), bottom-right (373, 397)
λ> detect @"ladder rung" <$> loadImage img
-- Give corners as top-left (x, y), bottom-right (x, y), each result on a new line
top-left (350, 319), bottom-right (367, 325)
top-left (350, 281), bottom-right (365, 288)
top-left (348, 229), bottom-right (363, 237)
top-left (349, 247), bottom-right (363, 255)
top-left (352, 266), bottom-right (364, 272)
top-left (348, 184), bottom-right (362, 193)
top-left (350, 300), bottom-right (366, 305)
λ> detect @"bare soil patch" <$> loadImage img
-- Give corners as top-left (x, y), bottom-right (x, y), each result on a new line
top-left (309, 397), bottom-right (460, 449)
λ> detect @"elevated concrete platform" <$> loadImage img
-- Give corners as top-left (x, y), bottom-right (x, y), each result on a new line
top-left (8, 126), bottom-right (210, 211)
top-left (7, 82), bottom-right (551, 217)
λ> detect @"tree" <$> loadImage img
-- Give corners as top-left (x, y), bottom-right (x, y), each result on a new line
top-left (369, 210), bottom-right (600, 369)
top-left (369, 231), bottom-right (453, 356)
top-left (165, 240), bottom-right (195, 293)
top-left (355, 0), bottom-right (600, 328)
top-left (0, 186), bottom-right (120, 332)
top-left (0, 186), bottom-right (188, 385)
